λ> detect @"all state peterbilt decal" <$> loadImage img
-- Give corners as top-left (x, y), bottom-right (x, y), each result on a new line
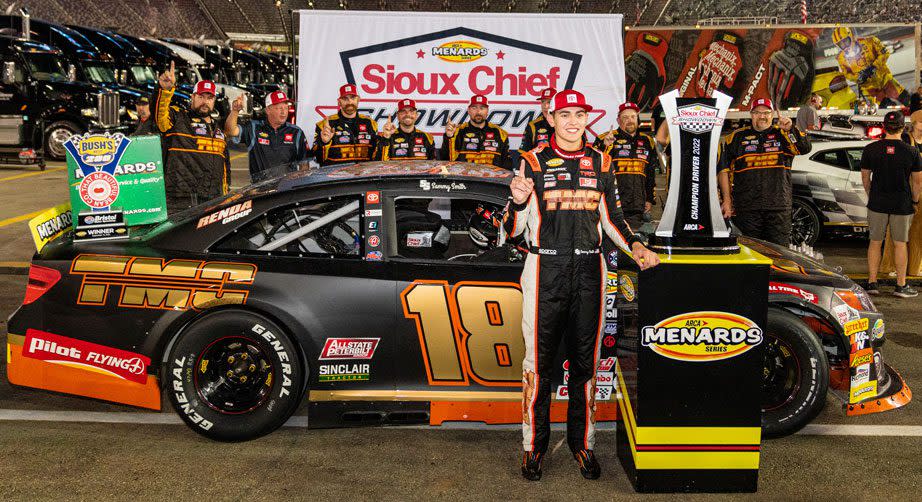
top-left (641, 311), bottom-right (764, 362)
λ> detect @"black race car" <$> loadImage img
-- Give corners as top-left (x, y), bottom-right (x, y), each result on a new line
top-left (6, 160), bottom-right (910, 441)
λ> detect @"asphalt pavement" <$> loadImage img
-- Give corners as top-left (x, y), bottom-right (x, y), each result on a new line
top-left (0, 160), bottom-right (920, 500)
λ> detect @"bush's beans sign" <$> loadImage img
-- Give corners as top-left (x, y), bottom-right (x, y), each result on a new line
top-left (296, 11), bottom-right (625, 149)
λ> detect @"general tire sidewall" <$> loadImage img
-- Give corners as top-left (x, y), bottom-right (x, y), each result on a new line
top-left (762, 308), bottom-right (829, 438)
top-left (166, 310), bottom-right (304, 441)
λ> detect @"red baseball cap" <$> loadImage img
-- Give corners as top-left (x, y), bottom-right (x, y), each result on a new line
top-left (469, 94), bottom-right (489, 106)
top-left (339, 84), bottom-right (358, 98)
top-left (618, 102), bottom-right (640, 114)
top-left (397, 98), bottom-right (417, 111)
top-left (193, 80), bottom-right (216, 95)
top-left (551, 89), bottom-right (593, 113)
top-left (536, 88), bottom-right (556, 102)
top-left (751, 98), bottom-right (774, 111)
top-left (265, 90), bottom-right (290, 107)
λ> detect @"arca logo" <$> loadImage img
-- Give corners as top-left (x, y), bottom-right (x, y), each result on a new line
top-left (641, 311), bottom-right (763, 362)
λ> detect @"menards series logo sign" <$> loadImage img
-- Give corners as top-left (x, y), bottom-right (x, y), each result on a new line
top-left (70, 254), bottom-right (257, 310)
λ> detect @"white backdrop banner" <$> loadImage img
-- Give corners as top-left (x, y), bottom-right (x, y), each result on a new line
top-left (296, 11), bottom-right (624, 149)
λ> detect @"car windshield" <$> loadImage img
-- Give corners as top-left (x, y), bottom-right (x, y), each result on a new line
top-left (83, 64), bottom-right (117, 84)
top-left (130, 65), bottom-right (157, 84)
top-left (22, 52), bottom-right (68, 82)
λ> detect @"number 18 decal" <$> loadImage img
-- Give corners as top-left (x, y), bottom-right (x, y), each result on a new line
top-left (400, 280), bottom-right (523, 387)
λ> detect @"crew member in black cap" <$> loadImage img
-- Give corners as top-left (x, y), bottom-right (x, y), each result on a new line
top-left (131, 96), bottom-right (155, 136)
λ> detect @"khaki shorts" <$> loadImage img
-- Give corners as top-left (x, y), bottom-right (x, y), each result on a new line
top-left (868, 210), bottom-right (913, 242)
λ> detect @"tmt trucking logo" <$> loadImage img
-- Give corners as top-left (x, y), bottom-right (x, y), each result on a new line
top-left (333, 27), bottom-right (598, 146)
top-left (64, 133), bottom-right (132, 209)
top-left (641, 311), bottom-right (763, 362)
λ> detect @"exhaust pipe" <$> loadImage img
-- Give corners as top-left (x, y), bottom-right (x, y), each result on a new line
top-left (19, 7), bottom-right (30, 40)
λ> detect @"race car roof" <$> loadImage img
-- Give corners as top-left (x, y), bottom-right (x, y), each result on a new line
top-left (273, 160), bottom-right (514, 192)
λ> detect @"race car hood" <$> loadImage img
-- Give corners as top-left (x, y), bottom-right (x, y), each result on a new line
top-left (740, 236), bottom-right (853, 289)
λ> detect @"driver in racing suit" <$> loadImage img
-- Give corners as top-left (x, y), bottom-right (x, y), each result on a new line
top-left (832, 27), bottom-right (910, 106)
top-left (503, 89), bottom-right (660, 481)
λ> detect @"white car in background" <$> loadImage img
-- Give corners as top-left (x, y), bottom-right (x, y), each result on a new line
top-left (790, 138), bottom-right (871, 245)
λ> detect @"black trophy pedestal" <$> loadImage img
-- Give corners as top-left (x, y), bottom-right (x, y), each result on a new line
top-left (615, 245), bottom-right (770, 493)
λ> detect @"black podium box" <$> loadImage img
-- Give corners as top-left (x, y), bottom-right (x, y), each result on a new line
top-left (615, 246), bottom-right (770, 493)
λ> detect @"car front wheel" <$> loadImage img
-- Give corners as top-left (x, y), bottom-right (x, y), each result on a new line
top-left (165, 309), bottom-right (305, 441)
top-left (791, 198), bottom-right (821, 246)
top-left (761, 308), bottom-right (829, 438)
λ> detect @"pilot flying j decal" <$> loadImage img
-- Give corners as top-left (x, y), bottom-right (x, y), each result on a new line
top-left (641, 311), bottom-right (763, 362)
top-left (70, 254), bottom-right (257, 311)
top-left (23, 329), bottom-right (150, 384)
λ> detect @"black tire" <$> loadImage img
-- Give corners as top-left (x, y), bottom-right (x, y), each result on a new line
top-left (165, 309), bottom-right (305, 441)
top-left (791, 198), bottom-right (821, 246)
top-left (761, 308), bottom-right (829, 438)
top-left (44, 121), bottom-right (81, 161)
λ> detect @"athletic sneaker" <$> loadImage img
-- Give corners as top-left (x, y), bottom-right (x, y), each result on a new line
top-left (521, 451), bottom-right (544, 481)
top-left (574, 449), bottom-right (601, 480)
top-left (893, 284), bottom-right (918, 298)
top-left (866, 282), bottom-right (880, 295)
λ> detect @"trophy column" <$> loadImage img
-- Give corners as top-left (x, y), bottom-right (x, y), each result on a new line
top-left (615, 91), bottom-right (770, 493)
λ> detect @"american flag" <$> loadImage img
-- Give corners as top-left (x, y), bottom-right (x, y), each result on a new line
top-left (800, 0), bottom-right (808, 23)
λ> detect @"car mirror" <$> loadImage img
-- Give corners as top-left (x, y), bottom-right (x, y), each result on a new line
top-left (1, 62), bottom-right (14, 85)
top-left (67, 64), bottom-right (77, 82)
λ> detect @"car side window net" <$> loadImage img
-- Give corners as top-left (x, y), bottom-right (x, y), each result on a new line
top-left (213, 197), bottom-right (361, 257)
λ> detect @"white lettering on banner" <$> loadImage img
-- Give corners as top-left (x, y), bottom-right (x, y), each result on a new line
top-left (296, 11), bottom-right (625, 150)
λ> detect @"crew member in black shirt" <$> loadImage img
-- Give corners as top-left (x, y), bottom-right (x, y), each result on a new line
top-left (861, 110), bottom-right (922, 297)
top-left (375, 99), bottom-right (436, 160)
top-left (226, 90), bottom-right (309, 182)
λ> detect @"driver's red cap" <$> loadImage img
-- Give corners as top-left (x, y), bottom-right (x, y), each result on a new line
top-left (551, 89), bottom-right (593, 113)
top-left (193, 80), bottom-right (216, 95)
top-left (751, 98), bottom-right (774, 111)
top-left (339, 84), bottom-right (358, 98)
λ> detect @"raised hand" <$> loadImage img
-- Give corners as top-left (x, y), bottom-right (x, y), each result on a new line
top-left (231, 94), bottom-right (245, 113)
top-left (320, 118), bottom-right (334, 144)
top-left (778, 115), bottom-right (793, 131)
top-left (445, 121), bottom-right (458, 138)
top-left (159, 60), bottom-right (175, 91)
top-left (380, 117), bottom-right (397, 138)
top-left (510, 164), bottom-right (534, 205)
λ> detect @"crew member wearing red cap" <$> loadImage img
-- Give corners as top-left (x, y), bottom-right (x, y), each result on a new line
top-left (225, 90), bottom-right (309, 182)
top-left (153, 61), bottom-right (230, 215)
top-left (503, 89), bottom-right (659, 482)
top-left (374, 99), bottom-right (436, 160)
top-left (313, 84), bottom-right (378, 166)
top-left (717, 97), bottom-right (811, 246)
top-left (517, 88), bottom-right (557, 155)
top-left (440, 94), bottom-right (510, 168)
top-left (593, 102), bottom-right (661, 229)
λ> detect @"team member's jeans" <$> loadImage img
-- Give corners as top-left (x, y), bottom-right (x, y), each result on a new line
top-left (734, 209), bottom-right (792, 246)
top-left (521, 252), bottom-right (604, 454)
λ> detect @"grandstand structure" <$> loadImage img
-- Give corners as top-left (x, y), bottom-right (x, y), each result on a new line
top-left (2, 0), bottom-right (920, 44)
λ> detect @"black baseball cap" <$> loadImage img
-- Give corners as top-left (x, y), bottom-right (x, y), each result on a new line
top-left (137, 96), bottom-right (150, 105)
top-left (883, 110), bottom-right (904, 128)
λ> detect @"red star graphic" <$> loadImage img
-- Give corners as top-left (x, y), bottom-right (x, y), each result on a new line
top-left (496, 50), bottom-right (505, 60)
top-left (416, 49), bottom-right (425, 59)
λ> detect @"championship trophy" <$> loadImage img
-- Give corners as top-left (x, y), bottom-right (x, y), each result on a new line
top-left (614, 90), bottom-right (769, 492)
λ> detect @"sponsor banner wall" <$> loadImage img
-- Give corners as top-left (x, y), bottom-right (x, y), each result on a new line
top-left (296, 11), bottom-right (624, 148)
top-left (623, 24), bottom-right (917, 111)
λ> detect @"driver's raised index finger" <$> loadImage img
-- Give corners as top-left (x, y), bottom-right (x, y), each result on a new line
top-left (170, 60), bottom-right (175, 75)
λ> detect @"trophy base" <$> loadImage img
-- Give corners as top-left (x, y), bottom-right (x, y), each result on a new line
top-left (649, 235), bottom-right (739, 255)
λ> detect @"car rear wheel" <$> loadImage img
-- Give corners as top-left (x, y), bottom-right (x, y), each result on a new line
top-left (791, 198), bottom-right (821, 246)
top-left (165, 309), bottom-right (305, 441)
top-left (44, 121), bottom-right (81, 161)
top-left (761, 308), bottom-right (829, 438)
